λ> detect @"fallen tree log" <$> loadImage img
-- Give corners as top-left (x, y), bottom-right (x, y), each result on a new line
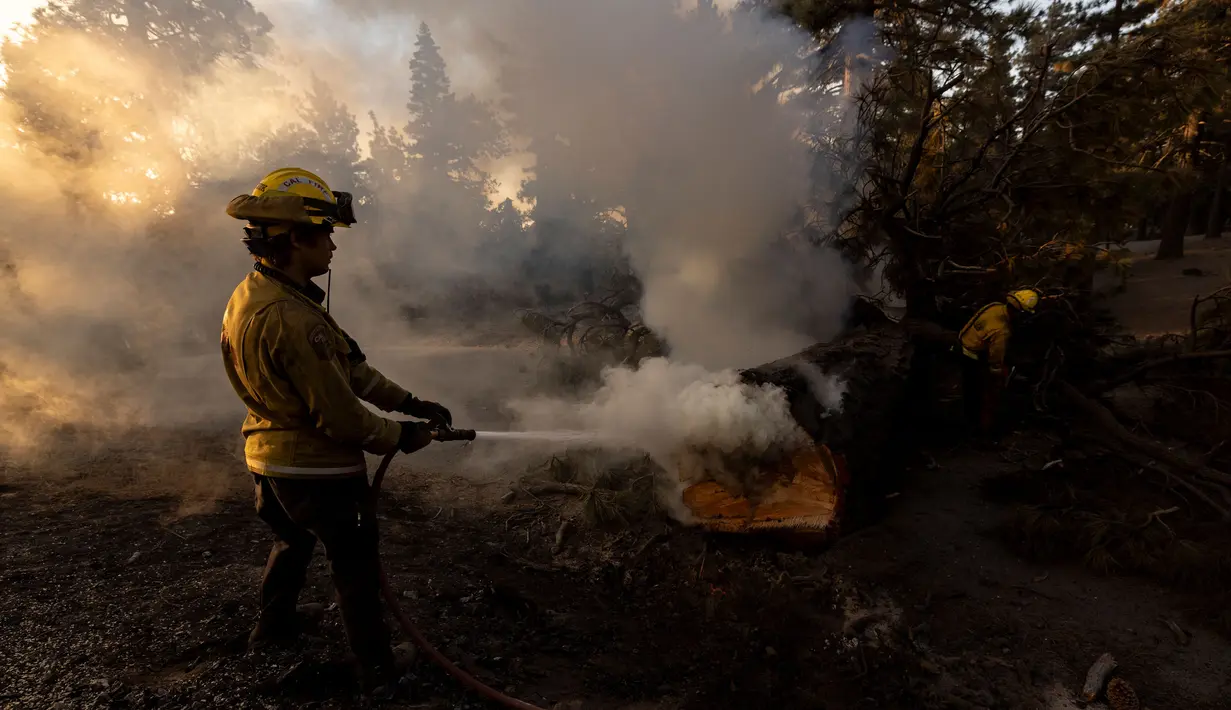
top-left (679, 319), bottom-right (918, 534)
top-left (1060, 382), bottom-right (1231, 519)
top-left (1071, 432), bottom-right (1231, 520)
top-left (740, 321), bottom-right (915, 480)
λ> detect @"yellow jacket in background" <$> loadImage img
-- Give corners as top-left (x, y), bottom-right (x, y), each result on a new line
top-left (221, 264), bottom-right (408, 478)
top-left (959, 302), bottom-right (1011, 372)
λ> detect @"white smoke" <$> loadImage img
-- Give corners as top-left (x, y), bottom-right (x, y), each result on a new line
top-left (795, 361), bottom-right (847, 415)
top-left (324, 0), bottom-right (863, 369)
top-left (324, 0), bottom-right (866, 490)
top-left (502, 357), bottom-right (827, 513)
top-left (513, 358), bottom-right (811, 460)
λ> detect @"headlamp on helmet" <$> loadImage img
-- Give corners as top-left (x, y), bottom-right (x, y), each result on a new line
top-left (302, 191), bottom-right (356, 227)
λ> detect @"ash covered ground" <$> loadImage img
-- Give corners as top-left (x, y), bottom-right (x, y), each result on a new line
top-left (2, 420), bottom-right (1228, 710)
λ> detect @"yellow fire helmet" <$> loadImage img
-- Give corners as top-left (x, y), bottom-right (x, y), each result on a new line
top-left (1007, 288), bottom-right (1041, 313)
top-left (227, 167), bottom-right (356, 231)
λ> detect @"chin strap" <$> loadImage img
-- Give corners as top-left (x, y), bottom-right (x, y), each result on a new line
top-left (325, 269), bottom-right (331, 313)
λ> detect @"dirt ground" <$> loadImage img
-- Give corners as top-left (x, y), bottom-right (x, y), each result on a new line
top-left (2, 414), bottom-right (1229, 710)
top-left (1108, 236), bottom-right (1231, 336)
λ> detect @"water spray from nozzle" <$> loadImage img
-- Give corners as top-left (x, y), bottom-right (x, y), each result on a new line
top-left (471, 430), bottom-right (610, 444)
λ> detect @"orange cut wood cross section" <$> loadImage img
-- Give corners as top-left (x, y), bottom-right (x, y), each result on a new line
top-left (681, 444), bottom-right (849, 535)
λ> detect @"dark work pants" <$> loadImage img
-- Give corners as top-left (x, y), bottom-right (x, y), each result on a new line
top-left (959, 351), bottom-right (1004, 436)
top-left (252, 474), bottom-right (394, 673)
top-left (960, 354), bottom-right (986, 432)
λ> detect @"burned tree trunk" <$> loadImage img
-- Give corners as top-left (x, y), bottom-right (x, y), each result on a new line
top-left (739, 320), bottom-right (916, 525)
top-left (1206, 162), bottom-right (1227, 240)
top-left (742, 324), bottom-right (913, 457)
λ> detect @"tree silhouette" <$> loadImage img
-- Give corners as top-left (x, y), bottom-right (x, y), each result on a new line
top-left (765, 0), bottom-right (1230, 305)
top-left (21, 0), bottom-right (271, 72)
top-left (260, 77), bottom-right (363, 193)
top-left (1, 0), bottom-right (273, 217)
top-left (360, 21), bottom-right (511, 302)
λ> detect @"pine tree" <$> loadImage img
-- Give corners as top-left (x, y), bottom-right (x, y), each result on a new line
top-left (19, 0), bottom-right (271, 74)
top-left (482, 198), bottom-right (529, 276)
top-left (763, 0), bottom-right (1228, 300)
top-left (301, 77), bottom-right (361, 175)
top-left (406, 22), bottom-right (507, 191)
top-left (407, 22), bottom-right (454, 174)
top-left (361, 113), bottom-right (411, 198)
top-left (515, 132), bottom-right (609, 304)
top-left (259, 77), bottom-right (363, 193)
top-left (357, 21), bottom-right (511, 299)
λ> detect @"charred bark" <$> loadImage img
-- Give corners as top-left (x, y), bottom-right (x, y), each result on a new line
top-left (740, 320), bottom-right (916, 526)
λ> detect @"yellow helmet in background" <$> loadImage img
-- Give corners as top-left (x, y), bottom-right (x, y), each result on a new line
top-left (227, 167), bottom-right (356, 230)
top-left (1007, 288), bottom-right (1041, 313)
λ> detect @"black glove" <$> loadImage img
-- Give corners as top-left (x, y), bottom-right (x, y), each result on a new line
top-left (397, 421), bottom-right (434, 454)
top-left (398, 395), bottom-right (452, 428)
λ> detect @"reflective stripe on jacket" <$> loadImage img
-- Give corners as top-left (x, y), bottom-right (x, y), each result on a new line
top-left (221, 264), bottom-right (408, 478)
top-left (958, 302), bottom-right (1010, 371)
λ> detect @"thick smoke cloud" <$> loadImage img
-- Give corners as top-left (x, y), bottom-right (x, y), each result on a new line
top-left (0, 16), bottom-right (475, 461)
top-left (329, 0), bottom-right (856, 368)
top-left (0, 29), bottom-right (266, 453)
top-left (0, 0), bottom-right (868, 496)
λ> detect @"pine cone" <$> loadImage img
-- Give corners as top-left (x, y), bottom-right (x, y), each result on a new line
top-left (1107, 677), bottom-right (1140, 710)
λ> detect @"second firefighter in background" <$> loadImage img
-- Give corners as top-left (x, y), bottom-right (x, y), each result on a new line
top-left (957, 288), bottom-right (1040, 434)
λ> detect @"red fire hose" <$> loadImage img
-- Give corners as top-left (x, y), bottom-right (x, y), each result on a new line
top-left (370, 447), bottom-right (546, 710)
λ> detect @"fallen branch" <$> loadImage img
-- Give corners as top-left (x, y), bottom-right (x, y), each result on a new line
top-left (1062, 383), bottom-right (1231, 486)
top-left (521, 481), bottom-right (589, 497)
top-left (1097, 350), bottom-right (1231, 392)
top-left (1190, 286), bottom-right (1231, 350)
top-left (629, 530), bottom-right (667, 562)
top-left (1081, 652), bottom-right (1117, 702)
top-left (1160, 617), bottom-right (1190, 646)
top-left (496, 551), bottom-right (560, 574)
top-left (514, 557), bottom-right (558, 574)
top-left (552, 518), bottom-right (572, 554)
top-left (1060, 383), bottom-right (1231, 519)
top-left (1137, 506), bottom-right (1179, 532)
top-left (1203, 439), bottom-right (1228, 465)
top-left (1084, 436), bottom-right (1231, 520)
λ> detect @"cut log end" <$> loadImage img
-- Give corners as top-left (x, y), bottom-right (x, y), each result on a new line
top-left (681, 321), bottom-right (913, 537)
top-left (681, 444), bottom-right (847, 536)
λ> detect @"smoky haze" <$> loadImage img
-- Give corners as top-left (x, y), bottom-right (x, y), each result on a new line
top-left (332, 0), bottom-right (856, 368)
top-left (0, 0), bottom-right (867, 493)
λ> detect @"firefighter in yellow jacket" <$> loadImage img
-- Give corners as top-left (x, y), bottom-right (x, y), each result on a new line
top-left (957, 288), bottom-right (1040, 434)
top-left (221, 167), bottom-right (452, 691)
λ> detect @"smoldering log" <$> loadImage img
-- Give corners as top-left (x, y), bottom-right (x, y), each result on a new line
top-left (738, 317), bottom-right (916, 523)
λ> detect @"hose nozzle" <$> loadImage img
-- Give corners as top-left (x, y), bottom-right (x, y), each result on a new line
top-left (432, 427), bottom-right (477, 442)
